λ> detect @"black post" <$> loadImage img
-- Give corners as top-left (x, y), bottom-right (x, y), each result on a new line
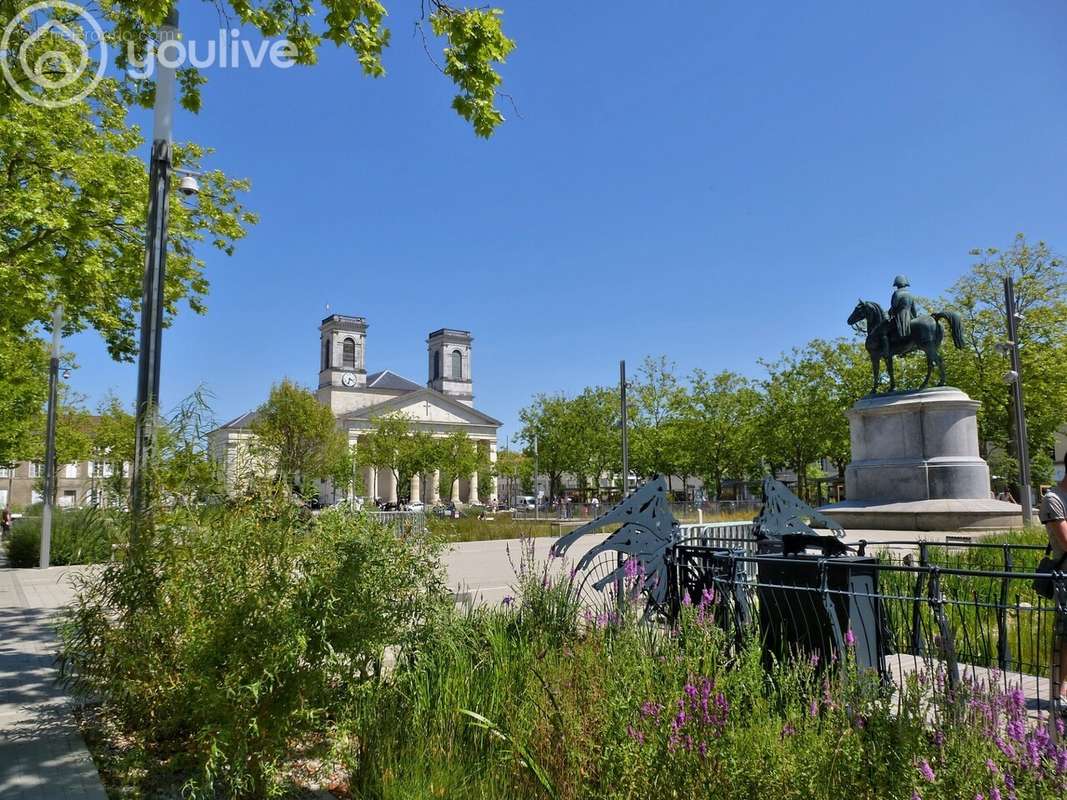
top-left (39, 306), bottom-right (63, 568)
top-left (1004, 276), bottom-right (1033, 525)
top-left (130, 10), bottom-right (179, 543)
top-left (617, 360), bottom-right (629, 609)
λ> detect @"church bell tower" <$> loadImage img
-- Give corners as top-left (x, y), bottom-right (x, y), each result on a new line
top-left (319, 314), bottom-right (367, 389)
top-left (427, 328), bottom-right (473, 406)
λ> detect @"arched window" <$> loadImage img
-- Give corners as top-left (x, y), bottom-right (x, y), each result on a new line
top-left (433, 350), bottom-right (441, 381)
top-left (322, 339), bottom-right (330, 370)
top-left (451, 349), bottom-right (463, 379)
top-left (342, 337), bottom-right (356, 368)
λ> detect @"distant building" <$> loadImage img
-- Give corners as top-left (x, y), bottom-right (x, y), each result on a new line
top-left (208, 314), bottom-right (502, 505)
top-left (0, 452), bottom-right (128, 511)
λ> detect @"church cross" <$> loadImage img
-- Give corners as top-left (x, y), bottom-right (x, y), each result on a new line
top-left (423, 400), bottom-right (431, 418)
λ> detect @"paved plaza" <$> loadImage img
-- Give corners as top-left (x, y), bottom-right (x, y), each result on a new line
top-left (0, 566), bottom-right (106, 799)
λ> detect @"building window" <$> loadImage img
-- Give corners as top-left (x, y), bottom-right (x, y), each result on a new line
top-left (0, 467), bottom-right (10, 479)
top-left (451, 349), bottom-right (462, 380)
top-left (343, 337), bottom-right (356, 368)
top-left (29, 462), bottom-right (44, 478)
top-left (59, 490), bottom-right (76, 508)
top-left (433, 350), bottom-right (441, 381)
top-left (64, 463), bottom-right (78, 479)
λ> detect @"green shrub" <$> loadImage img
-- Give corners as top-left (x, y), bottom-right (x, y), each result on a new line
top-left (4, 507), bottom-right (119, 567)
top-left (58, 494), bottom-right (450, 798)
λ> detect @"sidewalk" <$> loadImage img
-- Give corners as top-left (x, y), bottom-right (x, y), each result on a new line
top-left (0, 564), bottom-right (106, 799)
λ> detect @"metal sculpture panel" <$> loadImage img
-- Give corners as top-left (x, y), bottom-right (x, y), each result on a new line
top-left (551, 476), bottom-right (677, 606)
top-left (753, 477), bottom-right (845, 545)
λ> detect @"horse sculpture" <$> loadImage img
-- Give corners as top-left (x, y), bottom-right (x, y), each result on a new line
top-left (847, 299), bottom-right (964, 394)
top-left (550, 476), bottom-right (677, 608)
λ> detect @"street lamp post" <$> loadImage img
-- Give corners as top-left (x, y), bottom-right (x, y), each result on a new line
top-left (620, 360), bottom-right (629, 499)
top-left (39, 305), bottom-right (63, 568)
top-left (130, 9), bottom-right (179, 542)
top-left (533, 434), bottom-right (539, 521)
top-left (1003, 276), bottom-right (1033, 525)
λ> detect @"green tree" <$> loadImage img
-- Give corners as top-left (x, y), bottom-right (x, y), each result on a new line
top-left (757, 347), bottom-right (839, 502)
top-left (356, 413), bottom-right (436, 501)
top-left (495, 449), bottom-right (532, 502)
top-left (518, 393), bottom-right (577, 499)
top-left (630, 356), bottom-right (684, 488)
top-left (436, 431), bottom-right (479, 502)
top-left (250, 380), bottom-right (349, 493)
top-left (679, 370), bottom-right (761, 500)
top-left (0, 337), bottom-right (48, 467)
top-left (90, 396), bottom-right (137, 503)
top-left (940, 235), bottom-right (1067, 488)
top-left (568, 387), bottom-right (621, 498)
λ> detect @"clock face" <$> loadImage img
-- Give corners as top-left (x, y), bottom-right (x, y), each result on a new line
top-left (341, 372), bottom-right (356, 387)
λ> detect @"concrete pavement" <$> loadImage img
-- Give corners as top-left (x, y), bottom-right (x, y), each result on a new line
top-left (0, 566), bottom-right (107, 800)
top-left (441, 527), bottom-right (974, 607)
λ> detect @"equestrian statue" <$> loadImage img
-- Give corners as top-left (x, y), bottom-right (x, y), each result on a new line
top-left (847, 275), bottom-right (965, 394)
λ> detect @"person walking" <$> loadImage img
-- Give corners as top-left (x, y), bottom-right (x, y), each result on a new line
top-left (1040, 453), bottom-right (1067, 708)
top-left (0, 506), bottom-right (11, 539)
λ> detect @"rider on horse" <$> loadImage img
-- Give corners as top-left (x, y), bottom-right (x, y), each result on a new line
top-left (889, 274), bottom-right (922, 340)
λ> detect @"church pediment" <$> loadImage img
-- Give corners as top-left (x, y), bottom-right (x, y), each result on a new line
top-left (342, 389), bottom-right (501, 429)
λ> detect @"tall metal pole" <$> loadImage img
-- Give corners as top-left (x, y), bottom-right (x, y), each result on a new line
top-left (130, 9), bottom-right (179, 541)
top-left (39, 305), bottom-right (63, 568)
top-left (533, 434), bottom-right (539, 521)
top-left (620, 360), bottom-right (629, 498)
top-left (1004, 276), bottom-right (1033, 525)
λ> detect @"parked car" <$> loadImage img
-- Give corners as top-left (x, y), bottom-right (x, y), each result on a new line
top-left (406, 501), bottom-right (426, 512)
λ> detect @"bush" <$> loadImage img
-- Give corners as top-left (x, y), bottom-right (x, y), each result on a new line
top-left (58, 494), bottom-right (450, 798)
top-left (4, 507), bottom-right (119, 567)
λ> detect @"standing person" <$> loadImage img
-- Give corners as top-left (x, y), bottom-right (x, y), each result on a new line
top-left (0, 506), bottom-right (10, 539)
top-left (591, 496), bottom-right (600, 517)
top-left (1040, 454), bottom-right (1067, 708)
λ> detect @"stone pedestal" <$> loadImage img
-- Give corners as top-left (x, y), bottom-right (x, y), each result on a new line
top-left (822, 387), bottom-right (1022, 531)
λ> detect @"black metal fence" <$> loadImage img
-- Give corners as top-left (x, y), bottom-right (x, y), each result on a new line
top-left (667, 539), bottom-right (1065, 709)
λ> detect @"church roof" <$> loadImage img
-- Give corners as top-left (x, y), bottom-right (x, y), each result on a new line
top-left (342, 387), bottom-right (502, 428)
top-left (365, 369), bottom-right (422, 392)
top-left (217, 409), bottom-right (259, 430)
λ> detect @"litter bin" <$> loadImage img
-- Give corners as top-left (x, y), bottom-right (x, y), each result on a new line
top-left (756, 550), bottom-right (884, 675)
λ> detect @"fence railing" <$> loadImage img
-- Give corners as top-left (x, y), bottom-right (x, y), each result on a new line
top-left (666, 544), bottom-right (1065, 711)
top-left (367, 510), bottom-right (426, 535)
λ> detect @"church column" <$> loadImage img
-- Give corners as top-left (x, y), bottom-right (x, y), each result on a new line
top-left (364, 465), bottom-right (377, 501)
top-left (468, 471), bottom-right (480, 505)
top-left (381, 468), bottom-right (398, 505)
top-left (450, 475), bottom-right (461, 504)
top-left (488, 441), bottom-right (498, 505)
top-left (431, 470), bottom-right (441, 504)
top-left (410, 473), bottom-right (421, 505)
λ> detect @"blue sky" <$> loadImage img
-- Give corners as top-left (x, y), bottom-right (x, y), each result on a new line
top-left (68, 0), bottom-right (1067, 442)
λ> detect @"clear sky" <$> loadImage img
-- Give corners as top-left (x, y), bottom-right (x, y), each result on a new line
top-left (67, 0), bottom-right (1067, 443)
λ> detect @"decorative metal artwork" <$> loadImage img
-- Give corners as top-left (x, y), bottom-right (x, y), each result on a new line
top-left (753, 477), bottom-right (848, 556)
top-left (551, 476), bottom-right (678, 607)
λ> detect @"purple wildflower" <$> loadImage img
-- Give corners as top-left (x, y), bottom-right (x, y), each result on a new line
top-left (781, 722), bottom-right (796, 739)
top-left (989, 788), bottom-right (1002, 800)
top-left (624, 557), bottom-right (641, 579)
top-left (626, 724), bottom-right (644, 743)
top-left (844, 628), bottom-right (856, 647)
top-left (918, 760), bottom-right (936, 782)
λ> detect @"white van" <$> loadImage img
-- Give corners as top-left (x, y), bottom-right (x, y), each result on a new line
top-left (516, 496), bottom-right (536, 511)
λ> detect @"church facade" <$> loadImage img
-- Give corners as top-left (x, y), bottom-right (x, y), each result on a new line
top-left (209, 314), bottom-right (501, 505)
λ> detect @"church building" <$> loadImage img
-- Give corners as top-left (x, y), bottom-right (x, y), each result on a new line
top-left (209, 314), bottom-right (501, 505)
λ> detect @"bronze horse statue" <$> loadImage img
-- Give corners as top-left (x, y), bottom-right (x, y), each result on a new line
top-left (847, 300), bottom-right (965, 394)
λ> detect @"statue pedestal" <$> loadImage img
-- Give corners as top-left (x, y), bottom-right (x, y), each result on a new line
top-left (822, 388), bottom-right (1022, 531)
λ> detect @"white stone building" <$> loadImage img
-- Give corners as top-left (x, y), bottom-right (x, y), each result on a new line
top-left (208, 314), bottom-right (501, 505)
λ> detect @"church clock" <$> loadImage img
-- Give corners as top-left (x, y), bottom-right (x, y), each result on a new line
top-left (341, 372), bottom-right (357, 387)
